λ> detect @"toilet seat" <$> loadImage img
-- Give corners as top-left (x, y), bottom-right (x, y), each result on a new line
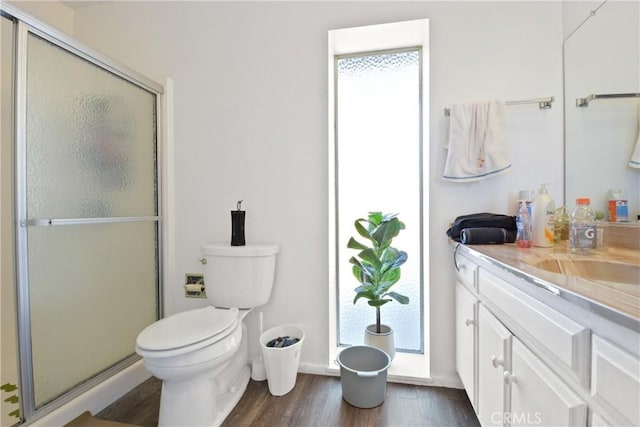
top-left (136, 307), bottom-right (239, 358)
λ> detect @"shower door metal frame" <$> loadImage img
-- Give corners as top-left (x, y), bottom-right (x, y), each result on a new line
top-left (2, 4), bottom-right (165, 422)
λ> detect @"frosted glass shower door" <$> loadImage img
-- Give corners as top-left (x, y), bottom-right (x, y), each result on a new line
top-left (22, 32), bottom-right (159, 408)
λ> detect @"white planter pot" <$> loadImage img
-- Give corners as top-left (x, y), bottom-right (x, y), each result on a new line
top-left (364, 324), bottom-right (395, 360)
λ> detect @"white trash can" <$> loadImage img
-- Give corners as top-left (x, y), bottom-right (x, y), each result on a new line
top-left (259, 325), bottom-right (304, 396)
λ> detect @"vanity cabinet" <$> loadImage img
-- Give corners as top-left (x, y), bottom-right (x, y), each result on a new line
top-left (477, 304), bottom-right (511, 426)
top-left (454, 250), bottom-right (478, 409)
top-left (478, 268), bottom-right (590, 388)
top-left (590, 335), bottom-right (640, 425)
top-left (476, 304), bottom-right (586, 427)
top-left (455, 282), bottom-right (477, 409)
top-left (453, 245), bottom-right (639, 427)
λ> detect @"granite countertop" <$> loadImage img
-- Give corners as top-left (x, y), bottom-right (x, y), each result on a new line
top-left (457, 241), bottom-right (640, 326)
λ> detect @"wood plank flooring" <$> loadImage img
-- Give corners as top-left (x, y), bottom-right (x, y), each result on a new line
top-left (96, 376), bottom-right (161, 427)
top-left (97, 374), bottom-right (479, 427)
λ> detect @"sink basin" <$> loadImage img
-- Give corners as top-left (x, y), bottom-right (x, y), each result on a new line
top-left (534, 259), bottom-right (640, 285)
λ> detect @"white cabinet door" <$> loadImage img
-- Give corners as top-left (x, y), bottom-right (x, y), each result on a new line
top-left (510, 338), bottom-right (587, 427)
top-left (456, 282), bottom-right (477, 409)
top-left (591, 335), bottom-right (640, 426)
top-left (478, 304), bottom-right (512, 427)
top-left (590, 412), bottom-right (611, 427)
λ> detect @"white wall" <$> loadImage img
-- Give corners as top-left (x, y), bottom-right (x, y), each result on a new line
top-left (6, 0), bottom-right (74, 35)
top-left (69, 1), bottom-right (564, 385)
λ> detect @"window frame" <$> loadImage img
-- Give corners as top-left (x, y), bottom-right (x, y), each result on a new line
top-left (328, 19), bottom-right (430, 380)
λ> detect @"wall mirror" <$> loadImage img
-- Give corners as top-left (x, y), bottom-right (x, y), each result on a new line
top-left (563, 1), bottom-right (640, 222)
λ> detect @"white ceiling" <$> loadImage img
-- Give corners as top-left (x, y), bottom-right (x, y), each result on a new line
top-left (60, 1), bottom-right (109, 9)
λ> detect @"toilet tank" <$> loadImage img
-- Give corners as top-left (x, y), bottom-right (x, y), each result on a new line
top-left (201, 244), bottom-right (279, 308)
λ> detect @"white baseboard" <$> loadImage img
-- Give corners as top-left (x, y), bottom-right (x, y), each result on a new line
top-left (297, 362), bottom-right (463, 389)
top-left (298, 362), bottom-right (339, 377)
top-left (30, 361), bottom-right (150, 427)
top-left (425, 374), bottom-right (464, 389)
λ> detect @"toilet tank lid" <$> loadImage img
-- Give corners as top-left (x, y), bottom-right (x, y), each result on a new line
top-left (201, 244), bottom-right (279, 257)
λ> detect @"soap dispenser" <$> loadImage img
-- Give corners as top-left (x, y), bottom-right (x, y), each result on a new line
top-left (532, 184), bottom-right (555, 247)
top-left (231, 200), bottom-right (246, 246)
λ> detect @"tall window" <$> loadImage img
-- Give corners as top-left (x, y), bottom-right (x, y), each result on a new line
top-left (329, 19), bottom-right (429, 366)
top-left (336, 49), bottom-right (422, 351)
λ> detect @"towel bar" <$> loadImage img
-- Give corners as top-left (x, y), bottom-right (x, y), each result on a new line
top-left (444, 96), bottom-right (554, 116)
top-left (576, 93), bottom-right (640, 107)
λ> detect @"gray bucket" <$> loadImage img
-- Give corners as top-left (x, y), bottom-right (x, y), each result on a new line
top-left (336, 345), bottom-right (391, 408)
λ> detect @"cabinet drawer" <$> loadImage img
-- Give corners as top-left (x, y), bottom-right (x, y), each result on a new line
top-left (591, 335), bottom-right (640, 425)
top-left (478, 269), bottom-right (590, 386)
top-left (455, 250), bottom-right (477, 290)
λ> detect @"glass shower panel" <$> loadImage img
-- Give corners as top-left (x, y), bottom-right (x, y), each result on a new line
top-left (28, 222), bottom-right (157, 408)
top-left (336, 50), bottom-right (422, 351)
top-left (26, 33), bottom-right (157, 220)
top-left (24, 32), bottom-right (159, 408)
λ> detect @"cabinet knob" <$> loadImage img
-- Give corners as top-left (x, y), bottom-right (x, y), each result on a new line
top-left (503, 371), bottom-right (517, 384)
top-left (491, 355), bottom-right (503, 368)
top-left (198, 258), bottom-right (207, 265)
top-left (465, 318), bottom-right (474, 326)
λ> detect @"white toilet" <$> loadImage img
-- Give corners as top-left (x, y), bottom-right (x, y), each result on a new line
top-left (135, 243), bottom-right (279, 427)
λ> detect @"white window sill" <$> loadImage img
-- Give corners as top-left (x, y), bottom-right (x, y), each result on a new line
top-left (328, 346), bottom-right (431, 385)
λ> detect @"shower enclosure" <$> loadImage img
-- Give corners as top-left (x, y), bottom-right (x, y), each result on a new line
top-left (1, 6), bottom-right (163, 423)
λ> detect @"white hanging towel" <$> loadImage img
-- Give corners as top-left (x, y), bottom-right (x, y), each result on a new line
top-left (629, 102), bottom-right (640, 169)
top-left (442, 100), bottom-right (510, 182)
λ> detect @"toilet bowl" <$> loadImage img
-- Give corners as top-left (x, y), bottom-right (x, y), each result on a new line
top-left (135, 244), bottom-right (278, 427)
top-left (136, 307), bottom-right (250, 426)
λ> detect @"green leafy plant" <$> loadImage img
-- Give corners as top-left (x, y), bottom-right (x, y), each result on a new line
top-left (347, 212), bottom-right (409, 334)
top-left (1, 382), bottom-right (19, 419)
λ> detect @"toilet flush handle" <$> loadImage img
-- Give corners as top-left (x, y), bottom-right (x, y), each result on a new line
top-left (198, 258), bottom-right (207, 265)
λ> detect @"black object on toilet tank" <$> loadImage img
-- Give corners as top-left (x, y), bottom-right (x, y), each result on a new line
top-left (231, 200), bottom-right (246, 246)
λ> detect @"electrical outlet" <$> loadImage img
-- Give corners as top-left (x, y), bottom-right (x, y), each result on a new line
top-left (184, 273), bottom-right (206, 298)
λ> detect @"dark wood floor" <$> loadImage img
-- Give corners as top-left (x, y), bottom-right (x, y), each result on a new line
top-left (97, 374), bottom-right (479, 427)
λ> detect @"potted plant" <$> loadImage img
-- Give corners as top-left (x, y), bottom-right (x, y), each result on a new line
top-left (347, 212), bottom-right (409, 360)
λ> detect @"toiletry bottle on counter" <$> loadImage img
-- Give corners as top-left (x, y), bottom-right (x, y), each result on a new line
top-left (516, 200), bottom-right (532, 248)
top-left (532, 183), bottom-right (555, 247)
top-left (518, 190), bottom-right (534, 217)
top-left (607, 189), bottom-right (629, 222)
top-left (569, 198), bottom-right (595, 254)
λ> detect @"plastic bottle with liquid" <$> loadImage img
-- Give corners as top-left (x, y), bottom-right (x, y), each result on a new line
top-left (569, 198), bottom-right (596, 254)
top-left (607, 189), bottom-right (629, 222)
top-left (532, 184), bottom-right (555, 247)
top-left (518, 190), bottom-right (534, 217)
top-left (516, 200), bottom-right (532, 248)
